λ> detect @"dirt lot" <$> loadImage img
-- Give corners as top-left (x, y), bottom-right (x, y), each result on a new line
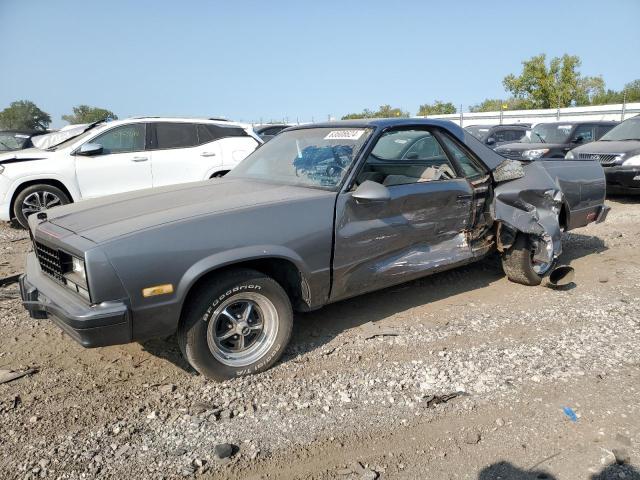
top-left (1, 198), bottom-right (639, 480)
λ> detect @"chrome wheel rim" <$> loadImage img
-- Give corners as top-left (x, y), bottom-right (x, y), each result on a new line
top-left (22, 191), bottom-right (62, 218)
top-left (206, 292), bottom-right (278, 367)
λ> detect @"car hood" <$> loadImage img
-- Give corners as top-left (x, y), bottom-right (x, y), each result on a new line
top-left (495, 142), bottom-right (566, 152)
top-left (0, 147), bottom-right (51, 164)
top-left (571, 140), bottom-right (640, 156)
top-left (44, 178), bottom-right (335, 243)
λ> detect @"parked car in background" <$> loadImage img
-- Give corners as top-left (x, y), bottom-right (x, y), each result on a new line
top-left (20, 118), bottom-right (608, 380)
top-left (254, 124), bottom-right (291, 142)
top-left (566, 115), bottom-right (640, 194)
top-left (0, 117), bottom-right (262, 227)
top-left (465, 124), bottom-right (530, 148)
top-left (0, 130), bottom-right (44, 152)
top-left (494, 121), bottom-right (617, 160)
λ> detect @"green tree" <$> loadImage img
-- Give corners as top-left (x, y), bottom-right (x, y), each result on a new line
top-left (469, 97), bottom-right (529, 113)
top-left (342, 104), bottom-right (409, 120)
top-left (62, 105), bottom-right (118, 124)
top-left (0, 100), bottom-right (51, 131)
top-left (591, 79), bottom-right (640, 105)
top-left (417, 100), bottom-right (456, 116)
top-left (503, 54), bottom-right (604, 109)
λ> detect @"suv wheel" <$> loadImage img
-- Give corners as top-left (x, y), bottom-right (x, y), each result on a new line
top-left (12, 184), bottom-right (70, 229)
top-left (501, 234), bottom-right (554, 286)
top-left (178, 269), bottom-right (293, 381)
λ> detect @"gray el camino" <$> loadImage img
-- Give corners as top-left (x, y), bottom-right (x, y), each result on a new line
top-left (19, 119), bottom-right (609, 380)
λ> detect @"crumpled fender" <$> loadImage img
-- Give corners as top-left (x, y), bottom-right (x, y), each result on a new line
top-left (492, 161), bottom-right (563, 260)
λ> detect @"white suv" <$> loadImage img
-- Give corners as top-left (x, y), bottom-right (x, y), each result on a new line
top-left (0, 117), bottom-right (262, 227)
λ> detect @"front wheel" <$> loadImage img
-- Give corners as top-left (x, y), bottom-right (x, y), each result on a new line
top-left (501, 234), bottom-right (554, 286)
top-left (178, 269), bottom-right (293, 381)
top-left (12, 184), bottom-right (70, 229)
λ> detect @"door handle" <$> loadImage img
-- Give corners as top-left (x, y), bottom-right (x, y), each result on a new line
top-left (200, 152), bottom-right (216, 157)
top-left (131, 156), bottom-right (148, 162)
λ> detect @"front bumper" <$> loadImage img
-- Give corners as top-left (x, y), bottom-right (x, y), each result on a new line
top-left (20, 253), bottom-right (131, 347)
top-left (605, 166), bottom-right (640, 194)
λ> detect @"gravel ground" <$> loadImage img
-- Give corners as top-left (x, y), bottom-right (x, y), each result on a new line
top-left (0, 198), bottom-right (639, 480)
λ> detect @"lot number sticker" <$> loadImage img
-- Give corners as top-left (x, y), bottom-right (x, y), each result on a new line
top-left (324, 130), bottom-right (365, 140)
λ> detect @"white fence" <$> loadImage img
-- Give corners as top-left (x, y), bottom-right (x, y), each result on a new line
top-left (421, 103), bottom-right (640, 127)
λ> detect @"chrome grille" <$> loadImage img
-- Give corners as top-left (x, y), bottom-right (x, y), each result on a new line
top-left (577, 153), bottom-right (620, 166)
top-left (34, 241), bottom-right (66, 282)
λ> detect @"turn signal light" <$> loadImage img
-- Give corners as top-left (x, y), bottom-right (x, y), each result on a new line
top-left (142, 284), bottom-right (174, 297)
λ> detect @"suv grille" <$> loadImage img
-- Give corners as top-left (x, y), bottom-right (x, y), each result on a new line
top-left (34, 241), bottom-right (67, 282)
top-left (577, 153), bottom-right (619, 166)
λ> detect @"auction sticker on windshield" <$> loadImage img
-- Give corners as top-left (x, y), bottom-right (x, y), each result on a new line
top-left (324, 130), bottom-right (366, 140)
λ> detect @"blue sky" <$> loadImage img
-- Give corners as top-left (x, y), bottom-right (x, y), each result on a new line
top-left (1, 0), bottom-right (639, 127)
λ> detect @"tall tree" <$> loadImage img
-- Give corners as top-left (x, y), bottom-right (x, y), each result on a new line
top-left (469, 97), bottom-right (529, 113)
top-left (62, 105), bottom-right (118, 124)
top-left (417, 101), bottom-right (456, 116)
top-left (591, 79), bottom-right (640, 105)
top-left (0, 100), bottom-right (51, 131)
top-left (503, 54), bottom-right (604, 109)
top-left (342, 104), bottom-right (409, 120)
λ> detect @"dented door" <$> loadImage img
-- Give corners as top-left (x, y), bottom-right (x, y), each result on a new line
top-left (330, 179), bottom-right (474, 301)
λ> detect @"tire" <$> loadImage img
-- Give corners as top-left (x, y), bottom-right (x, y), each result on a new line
top-left (178, 269), bottom-right (293, 381)
top-left (501, 234), bottom-right (548, 286)
top-left (12, 184), bottom-right (70, 229)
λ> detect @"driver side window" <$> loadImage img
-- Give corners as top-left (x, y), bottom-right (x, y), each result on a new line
top-left (90, 124), bottom-right (146, 154)
top-left (356, 129), bottom-right (457, 187)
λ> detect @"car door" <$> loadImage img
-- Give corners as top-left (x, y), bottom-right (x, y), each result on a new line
top-left (331, 127), bottom-right (476, 301)
top-left (75, 123), bottom-right (152, 199)
top-left (149, 122), bottom-right (216, 187)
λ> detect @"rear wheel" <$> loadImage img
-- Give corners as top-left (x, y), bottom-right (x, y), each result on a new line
top-left (501, 234), bottom-right (553, 286)
top-left (12, 184), bottom-right (70, 229)
top-left (178, 269), bottom-right (293, 381)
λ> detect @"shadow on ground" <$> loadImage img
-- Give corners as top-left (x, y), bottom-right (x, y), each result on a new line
top-left (139, 231), bottom-right (606, 373)
top-left (478, 461), bottom-right (640, 480)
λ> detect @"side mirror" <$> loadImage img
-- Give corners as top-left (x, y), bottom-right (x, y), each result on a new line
top-left (573, 136), bottom-right (585, 144)
top-left (78, 143), bottom-right (103, 156)
top-left (486, 137), bottom-right (496, 145)
top-left (352, 180), bottom-right (390, 203)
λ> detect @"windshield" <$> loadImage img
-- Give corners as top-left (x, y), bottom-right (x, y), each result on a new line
top-left (228, 127), bottom-right (373, 189)
top-left (520, 124), bottom-right (574, 144)
top-left (0, 132), bottom-right (30, 151)
top-left (46, 127), bottom-right (97, 151)
top-left (600, 118), bottom-right (640, 141)
top-left (465, 126), bottom-right (491, 141)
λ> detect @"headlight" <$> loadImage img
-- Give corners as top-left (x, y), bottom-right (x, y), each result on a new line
top-left (623, 154), bottom-right (640, 167)
top-left (64, 255), bottom-right (89, 300)
top-left (522, 149), bottom-right (549, 160)
top-left (565, 151), bottom-right (575, 160)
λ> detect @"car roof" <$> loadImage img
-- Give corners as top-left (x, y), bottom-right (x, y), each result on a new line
top-left (535, 120), bottom-right (618, 126)
top-left (288, 117), bottom-right (465, 133)
top-left (111, 117), bottom-right (247, 128)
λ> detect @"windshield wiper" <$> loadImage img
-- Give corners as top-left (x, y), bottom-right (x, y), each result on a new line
top-left (531, 132), bottom-right (546, 143)
top-left (617, 138), bottom-right (640, 141)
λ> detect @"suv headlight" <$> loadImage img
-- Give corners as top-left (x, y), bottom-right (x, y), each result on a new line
top-left (64, 255), bottom-right (89, 300)
top-left (522, 149), bottom-right (549, 160)
top-left (623, 154), bottom-right (640, 167)
top-left (565, 151), bottom-right (575, 160)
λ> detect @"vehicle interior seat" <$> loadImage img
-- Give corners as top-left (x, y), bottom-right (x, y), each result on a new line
top-left (382, 164), bottom-right (455, 186)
